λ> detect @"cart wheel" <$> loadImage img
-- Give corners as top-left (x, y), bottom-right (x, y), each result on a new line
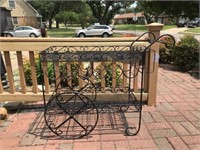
top-left (44, 84), bottom-right (98, 139)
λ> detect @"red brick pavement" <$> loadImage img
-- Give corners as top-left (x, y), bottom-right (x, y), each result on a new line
top-left (0, 66), bottom-right (200, 150)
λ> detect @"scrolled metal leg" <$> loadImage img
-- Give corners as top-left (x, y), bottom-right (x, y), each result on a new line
top-left (44, 78), bottom-right (98, 139)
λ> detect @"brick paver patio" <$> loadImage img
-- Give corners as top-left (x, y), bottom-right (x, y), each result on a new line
top-left (0, 66), bottom-right (200, 150)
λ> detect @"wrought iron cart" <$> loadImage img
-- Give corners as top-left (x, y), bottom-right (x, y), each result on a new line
top-left (39, 32), bottom-right (175, 139)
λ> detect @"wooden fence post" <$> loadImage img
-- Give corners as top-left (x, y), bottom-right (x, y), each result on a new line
top-left (146, 23), bottom-right (163, 106)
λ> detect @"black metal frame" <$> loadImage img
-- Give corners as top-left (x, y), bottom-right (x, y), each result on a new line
top-left (39, 32), bottom-right (175, 139)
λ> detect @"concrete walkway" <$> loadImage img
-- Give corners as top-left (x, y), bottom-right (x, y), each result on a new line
top-left (0, 66), bottom-right (200, 150)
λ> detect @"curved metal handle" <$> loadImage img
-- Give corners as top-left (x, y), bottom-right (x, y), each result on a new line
top-left (130, 31), bottom-right (156, 47)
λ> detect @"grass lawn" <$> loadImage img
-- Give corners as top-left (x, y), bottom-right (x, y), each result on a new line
top-left (47, 24), bottom-right (178, 38)
top-left (115, 24), bottom-right (176, 31)
top-left (47, 27), bottom-right (122, 38)
top-left (182, 27), bottom-right (200, 35)
top-left (47, 27), bottom-right (75, 38)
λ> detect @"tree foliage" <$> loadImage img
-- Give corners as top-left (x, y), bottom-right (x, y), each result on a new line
top-left (55, 11), bottom-right (78, 28)
top-left (135, 1), bottom-right (199, 24)
top-left (28, 0), bottom-right (75, 28)
top-left (86, 0), bottom-right (134, 24)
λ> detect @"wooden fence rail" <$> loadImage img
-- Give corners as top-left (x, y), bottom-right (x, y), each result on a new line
top-left (0, 23), bottom-right (163, 106)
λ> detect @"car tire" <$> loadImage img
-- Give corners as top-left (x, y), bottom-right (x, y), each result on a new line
top-left (30, 33), bottom-right (37, 37)
top-left (6, 33), bottom-right (13, 37)
top-left (102, 33), bottom-right (109, 38)
top-left (79, 33), bottom-right (85, 38)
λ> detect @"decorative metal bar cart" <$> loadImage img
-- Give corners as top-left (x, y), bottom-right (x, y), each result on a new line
top-left (39, 32), bottom-right (175, 139)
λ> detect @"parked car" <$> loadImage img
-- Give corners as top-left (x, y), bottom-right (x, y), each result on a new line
top-left (4, 26), bottom-right (41, 37)
top-left (187, 18), bottom-right (200, 28)
top-left (75, 24), bottom-right (113, 38)
top-left (177, 20), bottom-right (187, 27)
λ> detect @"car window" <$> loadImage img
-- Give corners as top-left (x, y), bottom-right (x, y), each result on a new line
top-left (94, 26), bottom-right (101, 29)
top-left (87, 25), bottom-right (94, 30)
top-left (23, 27), bottom-right (32, 30)
top-left (94, 26), bottom-right (108, 29)
top-left (15, 27), bottom-right (23, 31)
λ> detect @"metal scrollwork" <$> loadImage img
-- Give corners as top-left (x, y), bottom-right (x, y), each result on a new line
top-left (40, 32), bottom-right (175, 139)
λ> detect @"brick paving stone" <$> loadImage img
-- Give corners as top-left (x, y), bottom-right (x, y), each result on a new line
top-left (126, 124), bottom-right (151, 140)
top-left (33, 137), bottom-right (47, 146)
top-left (181, 135), bottom-right (200, 145)
top-left (188, 144), bottom-right (200, 150)
top-left (45, 144), bottom-right (59, 150)
top-left (149, 111), bottom-right (165, 122)
top-left (114, 140), bottom-right (130, 150)
top-left (181, 122), bottom-right (200, 135)
top-left (17, 112), bottom-right (37, 120)
top-left (161, 103), bottom-right (176, 111)
top-left (0, 137), bottom-right (21, 149)
top-left (15, 145), bottom-right (45, 150)
top-left (190, 111), bottom-right (200, 120)
top-left (188, 102), bottom-right (200, 109)
top-left (86, 134), bottom-right (101, 142)
top-left (59, 143), bottom-right (73, 150)
top-left (154, 138), bottom-right (173, 150)
top-left (5, 119), bottom-right (31, 133)
top-left (164, 116), bottom-right (187, 122)
top-left (100, 134), bottom-right (127, 141)
top-left (174, 106), bottom-right (196, 111)
top-left (179, 110), bottom-right (199, 122)
top-left (73, 142), bottom-right (101, 150)
top-left (147, 122), bottom-right (171, 130)
top-left (150, 129), bottom-right (177, 138)
top-left (142, 112), bottom-right (154, 123)
top-left (160, 111), bottom-right (182, 117)
top-left (128, 139), bottom-right (157, 149)
top-left (101, 141), bottom-right (116, 150)
top-left (168, 137), bottom-right (189, 150)
top-left (47, 138), bottom-right (73, 145)
top-left (19, 134), bottom-right (36, 146)
top-left (170, 94), bottom-right (184, 102)
top-left (163, 95), bottom-right (176, 103)
top-left (169, 122), bottom-right (190, 136)
top-left (192, 121), bottom-right (200, 128)
top-left (142, 105), bottom-right (157, 112)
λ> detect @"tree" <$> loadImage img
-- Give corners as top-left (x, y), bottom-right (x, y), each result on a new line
top-left (72, 1), bottom-right (95, 28)
top-left (86, 0), bottom-right (134, 24)
top-left (135, 1), bottom-right (199, 24)
top-left (56, 11), bottom-right (78, 28)
top-left (28, 0), bottom-right (74, 29)
top-left (135, 1), bottom-right (163, 24)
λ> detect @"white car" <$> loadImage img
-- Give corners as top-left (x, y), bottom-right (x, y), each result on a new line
top-left (75, 25), bottom-right (113, 38)
top-left (4, 26), bottom-right (41, 37)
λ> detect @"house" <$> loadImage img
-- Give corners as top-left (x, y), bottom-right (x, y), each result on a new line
top-left (0, 0), bottom-right (42, 28)
top-left (156, 13), bottom-right (173, 25)
top-left (114, 12), bottom-right (145, 25)
top-left (0, 7), bottom-right (13, 36)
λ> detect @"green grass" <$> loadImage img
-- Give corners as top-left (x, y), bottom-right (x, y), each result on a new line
top-left (47, 27), bottom-right (75, 38)
top-left (115, 24), bottom-right (147, 31)
top-left (115, 24), bottom-right (176, 31)
top-left (183, 27), bottom-right (200, 34)
top-left (47, 24), bottom-right (178, 38)
top-left (162, 25), bottom-right (177, 30)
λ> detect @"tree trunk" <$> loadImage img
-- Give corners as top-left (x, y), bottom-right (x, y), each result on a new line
top-left (49, 19), bottom-right (53, 29)
top-left (56, 21), bottom-right (59, 28)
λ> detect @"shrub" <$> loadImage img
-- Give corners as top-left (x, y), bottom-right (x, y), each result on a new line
top-left (172, 34), bottom-right (199, 71)
top-left (159, 36), bottom-right (175, 64)
top-left (23, 58), bottom-right (122, 88)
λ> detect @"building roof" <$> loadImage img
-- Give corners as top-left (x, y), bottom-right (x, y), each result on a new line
top-left (0, 0), bottom-right (41, 17)
top-left (114, 12), bottom-right (144, 19)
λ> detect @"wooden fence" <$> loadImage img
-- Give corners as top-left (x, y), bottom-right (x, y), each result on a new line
top-left (0, 23), bottom-right (163, 106)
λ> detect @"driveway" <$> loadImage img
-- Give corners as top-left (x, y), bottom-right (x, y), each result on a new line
top-left (114, 27), bottom-right (200, 42)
